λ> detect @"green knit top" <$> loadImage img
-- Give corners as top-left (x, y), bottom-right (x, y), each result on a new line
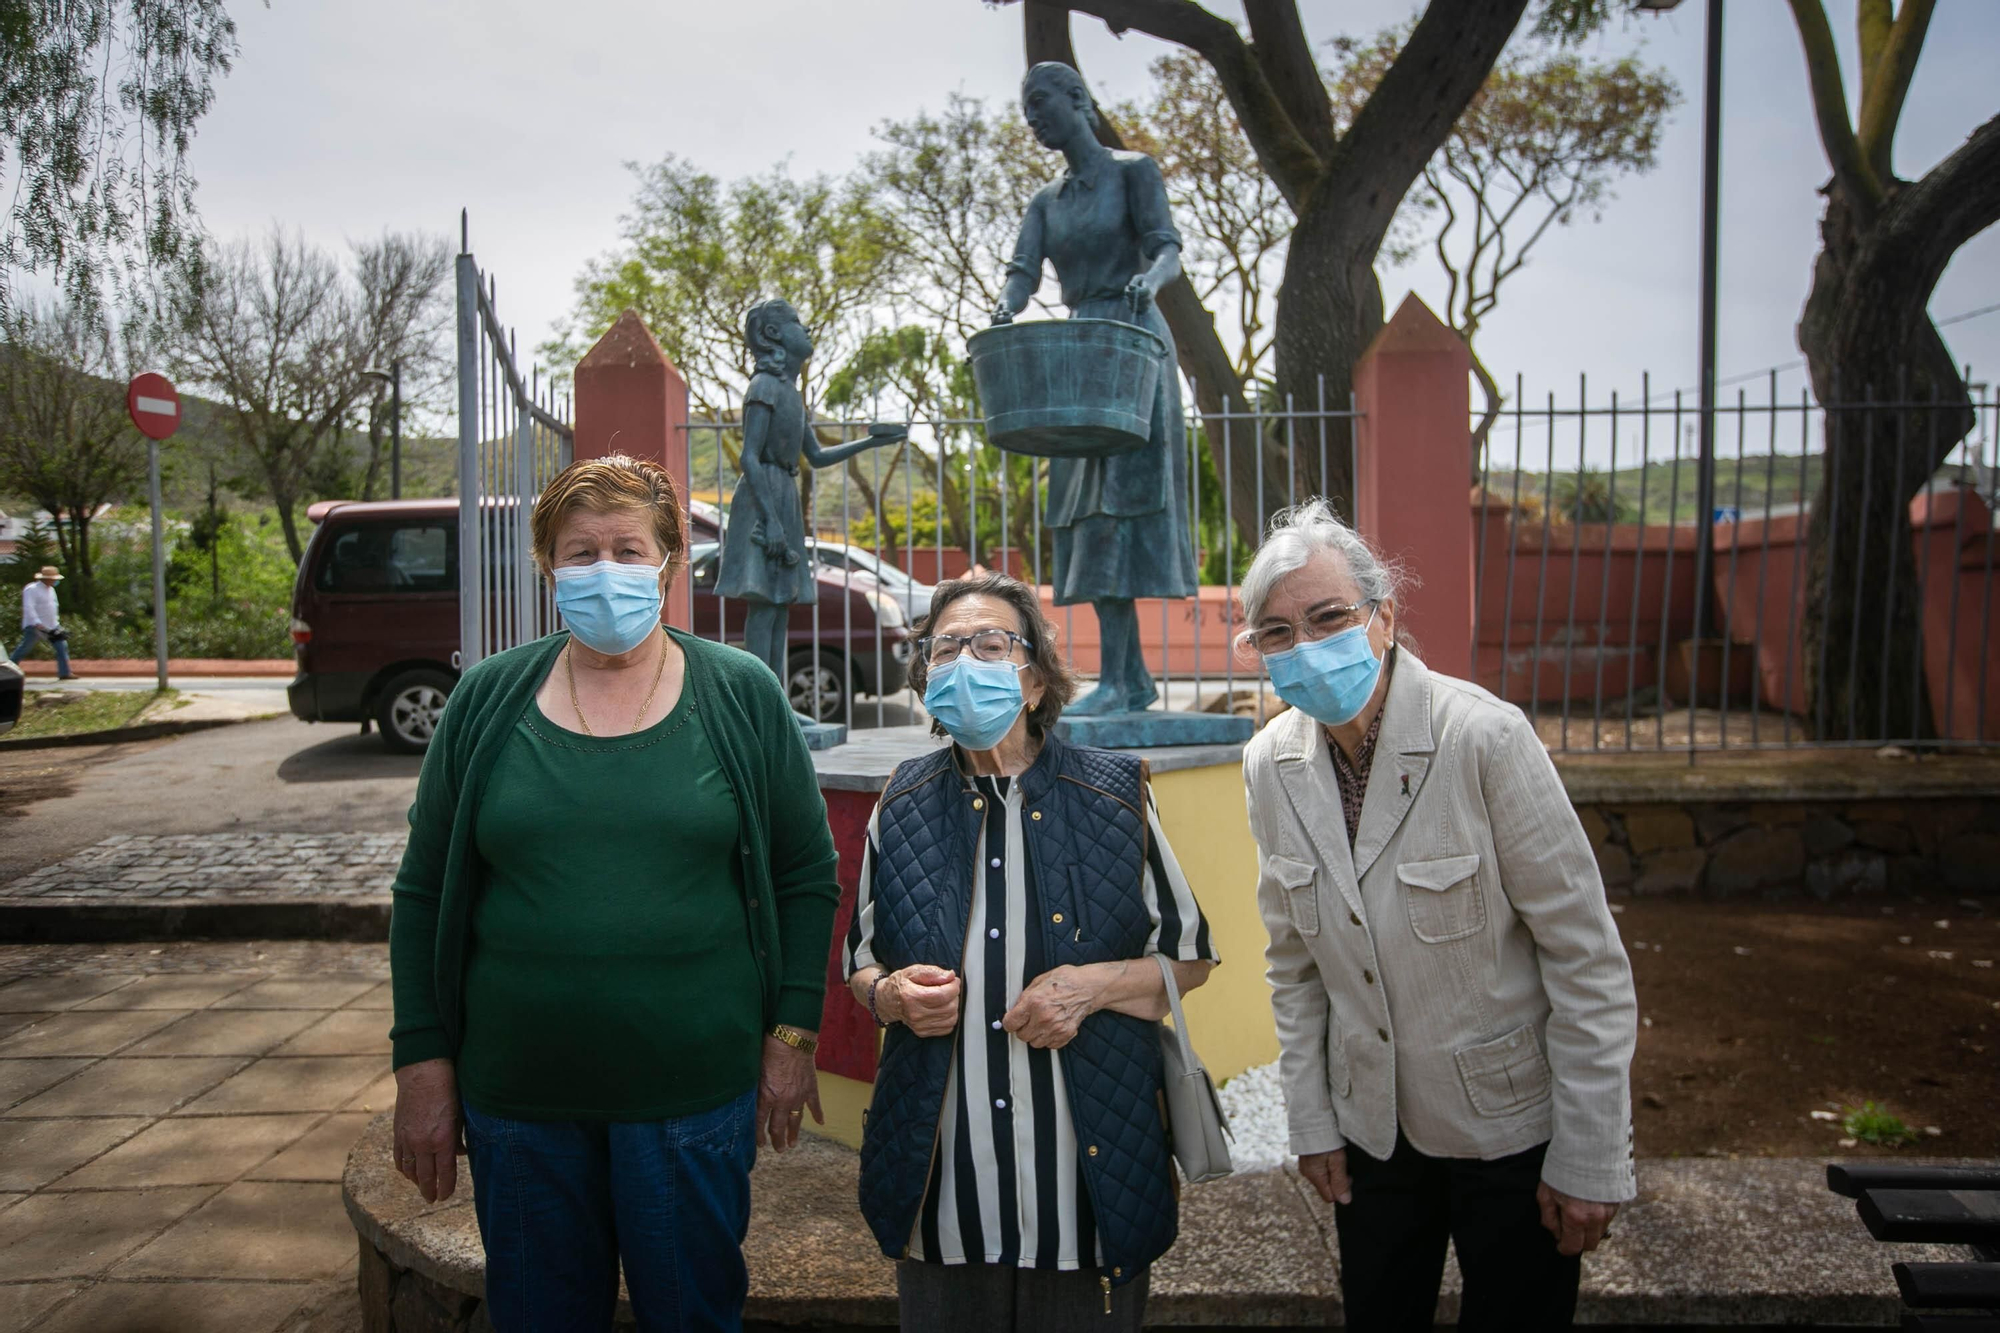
top-left (388, 630), bottom-right (840, 1076)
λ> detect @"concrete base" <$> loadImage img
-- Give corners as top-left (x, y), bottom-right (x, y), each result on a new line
top-left (1054, 709), bottom-right (1253, 749)
top-left (343, 1112), bottom-right (1973, 1328)
top-left (796, 717), bottom-right (847, 750)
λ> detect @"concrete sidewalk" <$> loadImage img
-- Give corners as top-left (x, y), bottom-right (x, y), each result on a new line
top-left (0, 941), bottom-right (392, 1333)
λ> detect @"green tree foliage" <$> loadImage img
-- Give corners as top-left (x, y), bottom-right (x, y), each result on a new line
top-left (0, 0), bottom-right (239, 312)
top-left (0, 296), bottom-right (150, 608)
top-left (547, 157), bottom-right (898, 418)
top-left (863, 93), bottom-right (1046, 343)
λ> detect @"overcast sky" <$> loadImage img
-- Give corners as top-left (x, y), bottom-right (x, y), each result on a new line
top-left (187, 1), bottom-right (1998, 432)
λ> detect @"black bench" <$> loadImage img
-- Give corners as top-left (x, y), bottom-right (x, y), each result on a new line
top-left (1828, 1163), bottom-right (2000, 1332)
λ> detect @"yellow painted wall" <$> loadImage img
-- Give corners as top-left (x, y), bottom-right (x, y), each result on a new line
top-left (1149, 760), bottom-right (1279, 1082)
top-left (808, 758), bottom-right (1275, 1148)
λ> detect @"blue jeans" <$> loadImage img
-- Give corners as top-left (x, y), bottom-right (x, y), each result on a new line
top-left (11, 626), bottom-right (70, 677)
top-left (461, 1088), bottom-right (758, 1333)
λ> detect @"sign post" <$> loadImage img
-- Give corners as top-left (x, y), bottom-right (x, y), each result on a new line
top-left (127, 373), bottom-right (181, 693)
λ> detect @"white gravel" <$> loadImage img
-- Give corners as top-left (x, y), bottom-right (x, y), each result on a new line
top-left (1216, 1059), bottom-right (1292, 1171)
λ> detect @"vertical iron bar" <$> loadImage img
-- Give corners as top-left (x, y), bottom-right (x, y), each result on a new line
top-left (1716, 387), bottom-right (1746, 748)
top-left (1845, 389), bottom-right (1876, 743)
top-left (1317, 374), bottom-right (1330, 502)
top-left (1529, 391), bottom-right (1556, 745)
top-left (1625, 380), bottom-right (1653, 750)
top-left (1224, 396), bottom-right (1237, 723)
top-left (1595, 391), bottom-right (1618, 750)
top-left (1751, 378), bottom-right (1776, 745)
top-left (1560, 375), bottom-right (1586, 753)
top-left (1877, 370), bottom-right (1909, 740)
top-left (1657, 395), bottom-right (1684, 750)
top-left (1908, 381), bottom-right (1941, 746)
top-left (455, 251), bottom-right (481, 669)
top-left (1781, 387), bottom-right (1809, 745)
top-left (1473, 380), bottom-right (1494, 684)
top-left (1814, 382), bottom-right (1841, 742)
top-left (1499, 376), bottom-right (1525, 707)
top-left (1976, 386), bottom-right (1997, 743)
top-left (1191, 381), bottom-right (1203, 707)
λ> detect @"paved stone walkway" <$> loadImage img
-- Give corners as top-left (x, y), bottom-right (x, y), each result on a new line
top-left (1, 835), bottom-right (405, 902)
top-left (0, 941), bottom-right (390, 1332)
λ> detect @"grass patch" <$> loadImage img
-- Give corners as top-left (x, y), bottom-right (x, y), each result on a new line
top-left (1842, 1101), bottom-right (1918, 1147)
top-left (8, 688), bottom-right (175, 741)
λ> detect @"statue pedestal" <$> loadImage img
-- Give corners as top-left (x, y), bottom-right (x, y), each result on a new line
top-left (1054, 711), bottom-right (1253, 749)
top-left (797, 716), bottom-right (847, 750)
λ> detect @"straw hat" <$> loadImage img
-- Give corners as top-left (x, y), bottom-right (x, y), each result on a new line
top-left (35, 566), bottom-right (61, 581)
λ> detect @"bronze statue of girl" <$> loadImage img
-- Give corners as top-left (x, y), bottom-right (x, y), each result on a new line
top-left (716, 299), bottom-right (905, 698)
top-left (992, 61), bottom-right (1200, 716)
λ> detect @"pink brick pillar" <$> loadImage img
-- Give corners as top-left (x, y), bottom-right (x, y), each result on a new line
top-left (1352, 295), bottom-right (1474, 677)
top-left (573, 309), bottom-right (694, 631)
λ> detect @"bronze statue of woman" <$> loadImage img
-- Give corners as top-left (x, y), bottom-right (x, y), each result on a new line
top-left (992, 61), bottom-right (1200, 716)
top-left (717, 298), bottom-right (904, 701)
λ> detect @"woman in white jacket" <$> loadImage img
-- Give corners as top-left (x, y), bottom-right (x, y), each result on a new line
top-left (1238, 500), bottom-right (1637, 1331)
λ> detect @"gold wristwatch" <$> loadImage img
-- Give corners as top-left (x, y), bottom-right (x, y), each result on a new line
top-left (769, 1026), bottom-right (819, 1055)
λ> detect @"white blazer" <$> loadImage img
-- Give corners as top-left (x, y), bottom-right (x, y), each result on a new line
top-left (1243, 651), bottom-right (1638, 1203)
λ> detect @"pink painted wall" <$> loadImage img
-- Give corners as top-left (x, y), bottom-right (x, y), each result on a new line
top-left (573, 309), bottom-right (693, 630)
top-left (1471, 484), bottom-right (1997, 742)
top-left (1354, 296), bottom-right (1475, 677)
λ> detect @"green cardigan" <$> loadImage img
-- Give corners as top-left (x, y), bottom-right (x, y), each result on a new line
top-left (388, 629), bottom-right (840, 1072)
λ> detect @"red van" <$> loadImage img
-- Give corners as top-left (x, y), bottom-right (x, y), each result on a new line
top-left (289, 498), bottom-right (911, 752)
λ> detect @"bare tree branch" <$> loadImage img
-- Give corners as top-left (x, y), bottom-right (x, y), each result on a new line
top-left (1856, 0), bottom-right (1936, 183)
top-left (1882, 112), bottom-right (2000, 290)
top-left (1242, 1), bottom-right (1336, 160)
top-left (1785, 0), bottom-right (1882, 205)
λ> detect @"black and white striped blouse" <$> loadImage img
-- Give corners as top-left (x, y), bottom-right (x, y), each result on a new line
top-left (844, 771), bottom-right (1219, 1270)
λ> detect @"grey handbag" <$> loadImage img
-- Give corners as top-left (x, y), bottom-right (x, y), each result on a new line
top-left (1154, 953), bottom-right (1234, 1183)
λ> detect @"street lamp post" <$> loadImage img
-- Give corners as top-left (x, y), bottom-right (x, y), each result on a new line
top-left (362, 360), bottom-right (403, 499)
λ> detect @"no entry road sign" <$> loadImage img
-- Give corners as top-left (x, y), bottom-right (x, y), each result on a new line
top-left (126, 372), bottom-right (181, 440)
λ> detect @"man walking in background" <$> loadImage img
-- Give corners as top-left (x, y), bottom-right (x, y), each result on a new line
top-left (14, 566), bottom-right (75, 680)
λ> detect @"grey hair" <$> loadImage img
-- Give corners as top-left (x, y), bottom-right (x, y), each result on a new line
top-left (1239, 499), bottom-right (1402, 626)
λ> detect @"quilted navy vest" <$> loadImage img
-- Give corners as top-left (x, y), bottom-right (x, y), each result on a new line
top-left (856, 734), bottom-right (1175, 1287)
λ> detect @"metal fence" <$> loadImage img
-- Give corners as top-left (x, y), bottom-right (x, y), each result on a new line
top-left (454, 215), bottom-right (572, 670)
top-left (683, 368), bottom-right (1998, 755)
top-left (684, 381), bottom-right (1360, 732)
top-left (1474, 373), bottom-right (1999, 753)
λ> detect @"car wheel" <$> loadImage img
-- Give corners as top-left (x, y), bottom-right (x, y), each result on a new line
top-left (786, 649), bottom-right (848, 723)
top-left (375, 669), bottom-right (455, 754)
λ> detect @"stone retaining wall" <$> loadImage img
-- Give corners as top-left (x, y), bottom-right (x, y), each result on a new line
top-left (1577, 796), bottom-right (2000, 898)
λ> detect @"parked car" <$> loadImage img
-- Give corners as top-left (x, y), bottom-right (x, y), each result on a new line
top-left (289, 499), bottom-right (911, 753)
top-left (808, 542), bottom-right (935, 623)
top-left (685, 540), bottom-right (912, 721)
top-left (0, 642), bottom-right (22, 736)
top-left (686, 503), bottom-right (933, 622)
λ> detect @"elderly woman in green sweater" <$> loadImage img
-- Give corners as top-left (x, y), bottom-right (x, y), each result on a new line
top-left (388, 453), bottom-right (840, 1333)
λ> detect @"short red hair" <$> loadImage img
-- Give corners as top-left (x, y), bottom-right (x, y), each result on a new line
top-left (530, 454), bottom-right (687, 574)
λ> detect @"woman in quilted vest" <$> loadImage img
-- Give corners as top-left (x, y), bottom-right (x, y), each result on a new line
top-left (842, 572), bottom-right (1220, 1331)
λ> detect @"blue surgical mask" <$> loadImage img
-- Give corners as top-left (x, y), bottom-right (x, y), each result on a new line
top-left (552, 560), bottom-right (664, 655)
top-left (925, 656), bottom-right (1028, 751)
top-left (1264, 609), bottom-right (1385, 726)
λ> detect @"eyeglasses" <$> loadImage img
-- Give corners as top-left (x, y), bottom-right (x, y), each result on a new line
top-left (1242, 600), bottom-right (1378, 656)
top-left (918, 629), bottom-right (1034, 666)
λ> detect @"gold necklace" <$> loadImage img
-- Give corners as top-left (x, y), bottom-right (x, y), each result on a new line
top-left (565, 633), bottom-right (669, 736)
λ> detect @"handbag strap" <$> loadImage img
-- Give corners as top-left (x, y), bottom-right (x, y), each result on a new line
top-left (1154, 953), bottom-right (1204, 1075)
